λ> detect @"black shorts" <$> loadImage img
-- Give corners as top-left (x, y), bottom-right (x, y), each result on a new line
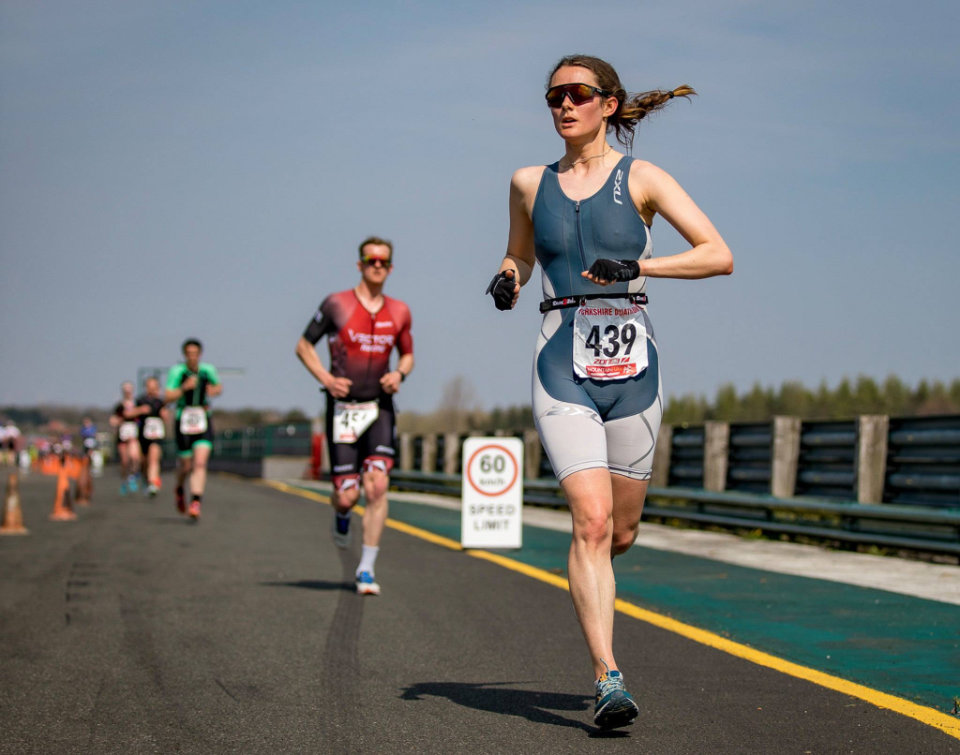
top-left (139, 437), bottom-right (164, 456)
top-left (325, 393), bottom-right (396, 484)
top-left (174, 416), bottom-right (214, 456)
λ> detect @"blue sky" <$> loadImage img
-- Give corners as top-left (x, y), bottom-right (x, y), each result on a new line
top-left (1, 1), bottom-right (957, 414)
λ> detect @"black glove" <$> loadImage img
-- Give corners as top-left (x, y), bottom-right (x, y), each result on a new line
top-left (586, 258), bottom-right (640, 282)
top-left (485, 271), bottom-right (517, 311)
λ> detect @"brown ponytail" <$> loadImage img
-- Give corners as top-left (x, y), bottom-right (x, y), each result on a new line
top-left (548, 55), bottom-right (696, 149)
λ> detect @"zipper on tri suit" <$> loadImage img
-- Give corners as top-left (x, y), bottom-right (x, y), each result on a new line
top-left (574, 201), bottom-right (588, 271)
top-left (365, 311), bottom-right (376, 393)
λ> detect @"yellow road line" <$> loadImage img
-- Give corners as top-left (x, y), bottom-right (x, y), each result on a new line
top-left (265, 480), bottom-right (960, 740)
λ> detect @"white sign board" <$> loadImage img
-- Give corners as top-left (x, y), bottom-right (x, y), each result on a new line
top-left (461, 436), bottom-right (523, 549)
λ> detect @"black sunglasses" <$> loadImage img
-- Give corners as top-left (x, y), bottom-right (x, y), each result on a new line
top-left (361, 256), bottom-right (392, 268)
top-left (545, 83), bottom-right (612, 108)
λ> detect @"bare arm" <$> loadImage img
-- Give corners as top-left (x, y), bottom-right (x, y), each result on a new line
top-left (582, 161), bottom-right (732, 284)
top-left (634, 161), bottom-right (732, 278)
top-left (489, 167), bottom-right (544, 307)
top-left (295, 336), bottom-right (352, 399)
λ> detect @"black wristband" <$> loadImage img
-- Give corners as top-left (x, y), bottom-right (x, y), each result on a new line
top-left (398, 370), bottom-right (407, 382)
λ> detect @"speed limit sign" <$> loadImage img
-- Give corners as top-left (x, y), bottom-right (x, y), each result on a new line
top-left (461, 436), bottom-right (523, 548)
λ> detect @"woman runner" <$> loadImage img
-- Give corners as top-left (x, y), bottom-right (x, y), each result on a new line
top-left (486, 54), bottom-right (733, 730)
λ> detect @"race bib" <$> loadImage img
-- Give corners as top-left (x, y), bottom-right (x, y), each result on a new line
top-left (333, 400), bottom-right (379, 444)
top-left (118, 421), bottom-right (139, 442)
top-left (179, 406), bottom-right (208, 436)
top-left (143, 416), bottom-right (166, 440)
top-left (572, 299), bottom-right (648, 380)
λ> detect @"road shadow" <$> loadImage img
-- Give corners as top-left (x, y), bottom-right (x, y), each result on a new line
top-left (400, 680), bottom-right (624, 735)
top-left (261, 579), bottom-right (354, 592)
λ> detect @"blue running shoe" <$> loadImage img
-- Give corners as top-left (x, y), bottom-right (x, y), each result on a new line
top-left (127, 475), bottom-right (139, 492)
top-left (594, 662), bottom-right (639, 729)
top-left (355, 571), bottom-right (380, 596)
top-left (332, 512), bottom-right (351, 549)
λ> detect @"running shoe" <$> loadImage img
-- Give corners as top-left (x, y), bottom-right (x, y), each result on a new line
top-left (127, 475), bottom-right (139, 493)
top-left (147, 483), bottom-right (159, 498)
top-left (355, 571), bottom-right (380, 596)
top-left (175, 487), bottom-right (186, 514)
top-left (119, 481), bottom-right (128, 496)
top-left (188, 500), bottom-right (201, 521)
top-left (594, 665), bottom-right (639, 730)
top-left (332, 512), bottom-right (351, 549)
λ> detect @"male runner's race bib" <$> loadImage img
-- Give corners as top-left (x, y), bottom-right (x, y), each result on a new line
top-left (572, 299), bottom-right (648, 380)
top-left (118, 421), bottom-right (139, 442)
top-left (332, 400), bottom-right (379, 444)
top-left (143, 416), bottom-right (166, 440)
top-left (179, 406), bottom-right (208, 435)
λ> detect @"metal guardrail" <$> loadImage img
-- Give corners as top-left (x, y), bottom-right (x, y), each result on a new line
top-left (885, 415), bottom-right (960, 508)
top-left (726, 422), bottom-right (771, 494)
top-left (388, 469), bottom-right (960, 556)
top-left (668, 425), bottom-right (704, 488)
top-left (165, 415), bottom-right (959, 550)
top-left (795, 420), bottom-right (858, 499)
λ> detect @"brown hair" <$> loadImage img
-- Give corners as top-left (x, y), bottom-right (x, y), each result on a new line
top-left (548, 54), bottom-right (695, 149)
top-left (358, 236), bottom-right (393, 260)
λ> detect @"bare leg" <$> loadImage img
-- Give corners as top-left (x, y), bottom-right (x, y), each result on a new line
top-left (360, 467), bottom-right (389, 547)
top-left (128, 441), bottom-right (141, 479)
top-left (190, 445), bottom-right (210, 496)
top-left (610, 475), bottom-right (648, 556)
top-left (118, 443), bottom-right (131, 480)
top-left (177, 455), bottom-right (192, 491)
top-left (563, 468), bottom-right (649, 679)
top-left (563, 467), bottom-right (617, 678)
top-left (147, 443), bottom-right (162, 484)
top-left (331, 483), bottom-right (360, 515)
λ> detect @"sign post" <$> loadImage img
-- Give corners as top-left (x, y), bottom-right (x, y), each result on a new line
top-left (461, 437), bottom-right (523, 549)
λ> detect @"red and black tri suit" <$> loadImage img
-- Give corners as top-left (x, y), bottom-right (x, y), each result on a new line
top-left (302, 289), bottom-right (413, 489)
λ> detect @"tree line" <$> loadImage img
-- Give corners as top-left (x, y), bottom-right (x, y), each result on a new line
top-left (6, 375), bottom-right (957, 438)
top-left (396, 375), bottom-right (960, 434)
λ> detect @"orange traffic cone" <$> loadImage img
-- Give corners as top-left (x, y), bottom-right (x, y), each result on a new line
top-left (0, 473), bottom-right (28, 535)
top-left (75, 456), bottom-right (93, 506)
top-left (49, 461), bottom-right (77, 521)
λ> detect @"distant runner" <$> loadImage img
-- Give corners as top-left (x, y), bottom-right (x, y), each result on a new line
top-left (129, 376), bottom-right (169, 497)
top-left (110, 381), bottom-right (141, 494)
top-left (79, 417), bottom-right (98, 457)
top-left (295, 236), bottom-right (414, 595)
top-left (165, 339), bottom-right (221, 520)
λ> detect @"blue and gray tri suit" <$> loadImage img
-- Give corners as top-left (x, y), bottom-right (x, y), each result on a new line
top-left (532, 155), bottom-right (663, 481)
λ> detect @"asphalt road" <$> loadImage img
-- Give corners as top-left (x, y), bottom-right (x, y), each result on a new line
top-left (1, 470), bottom-right (957, 754)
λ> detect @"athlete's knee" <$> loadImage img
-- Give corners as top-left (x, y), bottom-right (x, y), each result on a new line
top-left (332, 475), bottom-right (361, 511)
top-left (572, 509), bottom-right (613, 549)
top-left (361, 458), bottom-right (391, 499)
top-left (610, 524), bottom-right (639, 556)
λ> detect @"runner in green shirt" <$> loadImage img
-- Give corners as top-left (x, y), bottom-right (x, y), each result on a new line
top-left (164, 339), bottom-right (222, 520)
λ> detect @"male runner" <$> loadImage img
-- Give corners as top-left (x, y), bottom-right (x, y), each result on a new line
top-left (295, 236), bottom-right (414, 595)
top-left (110, 381), bottom-right (141, 493)
top-left (164, 339), bottom-right (221, 520)
top-left (129, 376), bottom-right (169, 497)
